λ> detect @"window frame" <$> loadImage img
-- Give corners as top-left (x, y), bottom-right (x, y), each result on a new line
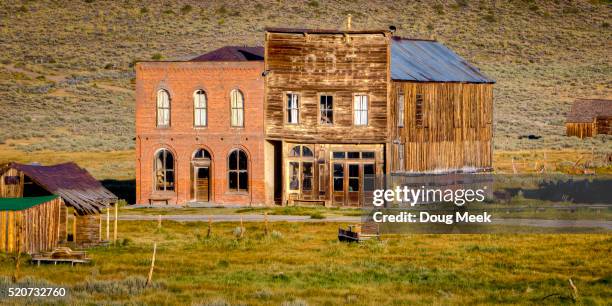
top-left (285, 92), bottom-right (300, 125)
top-left (153, 148), bottom-right (175, 192)
top-left (193, 89), bottom-right (208, 128)
top-left (230, 89), bottom-right (245, 128)
top-left (156, 89), bottom-right (171, 128)
top-left (227, 149), bottom-right (248, 193)
top-left (397, 91), bottom-right (405, 128)
top-left (353, 94), bottom-right (369, 126)
top-left (318, 94), bottom-right (334, 125)
top-left (415, 93), bottom-right (424, 128)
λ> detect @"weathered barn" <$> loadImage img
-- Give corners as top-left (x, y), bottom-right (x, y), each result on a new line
top-left (0, 162), bottom-right (117, 246)
top-left (566, 99), bottom-right (612, 138)
top-left (389, 37), bottom-right (495, 173)
top-left (0, 195), bottom-right (63, 254)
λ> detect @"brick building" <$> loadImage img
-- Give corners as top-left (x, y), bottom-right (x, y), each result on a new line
top-left (135, 47), bottom-right (267, 205)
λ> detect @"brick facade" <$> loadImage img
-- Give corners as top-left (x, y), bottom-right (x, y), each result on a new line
top-left (135, 61), bottom-right (266, 205)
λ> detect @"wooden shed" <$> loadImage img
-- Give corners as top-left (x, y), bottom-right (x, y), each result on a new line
top-left (0, 195), bottom-right (63, 254)
top-left (0, 162), bottom-right (118, 247)
top-left (566, 99), bottom-right (612, 138)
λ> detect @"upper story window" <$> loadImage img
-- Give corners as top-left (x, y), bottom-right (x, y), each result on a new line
top-left (353, 95), bottom-right (368, 126)
top-left (287, 93), bottom-right (299, 124)
top-left (194, 90), bottom-right (207, 127)
top-left (398, 91), bottom-right (405, 127)
top-left (228, 149), bottom-right (248, 192)
top-left (154, 149), bottom-right (174, 191)
top-left (156, 89), bottom-right (170, 127)
top-left (415, 93), bottom-right (424, 128)
top-left (230, 89), bottom-right (244, 127)
top-left (320, 95), bottom-right (333, 125)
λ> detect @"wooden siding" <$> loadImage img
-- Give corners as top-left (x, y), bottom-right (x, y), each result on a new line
top-left (0, 168), bottom-right (24, 198)
top-left (390, 82), bottom-right (493, 172)
top-left (596, 116), bottom-right (612, 135)
top-left (566, 122), bottom-right (595, 138)
top-left (566, 117), bottom-right (611, 138)
top-left (0, 197), bottom-right (63, 254)
top-left (74, 214), bottom-right (101, 246)
top-left (265, 32), bottom-right (390, 143)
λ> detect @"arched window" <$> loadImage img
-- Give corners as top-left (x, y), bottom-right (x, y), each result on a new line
top-left (228, 149), bottom-right (248, 191)
top-left (230, 89), bottom-right (244, 127)
top-left (154, 149), bottom-right (174, 191)
top-left (194, 90), bottom-right (207, 127)
top-left (157, 89), bottom-right (171, 127)
top-left (193, 148), bottom-right (211, 159)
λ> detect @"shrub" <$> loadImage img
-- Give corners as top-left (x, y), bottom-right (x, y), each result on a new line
top-left (433, 4), bottom-right (444, 15)
top-left (309, 212), bottom-right (325, 219)
top-left (151, 53), bottom-right (163, 60)
top-left (307, 0), bottom-right (319, 8)
top-left (180, 5), bottom-right (193, 14)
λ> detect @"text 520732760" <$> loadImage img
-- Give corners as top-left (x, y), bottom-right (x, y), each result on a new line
top-left (6, 287), bottom-right (66, 297)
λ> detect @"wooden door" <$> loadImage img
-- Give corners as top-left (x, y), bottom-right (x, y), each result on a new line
top-left (194, 167), bottom-right (210, 202)
top-left (332, 163), bottom-right (344, 205)
top-left (346, 164), bottom-right (360, 206)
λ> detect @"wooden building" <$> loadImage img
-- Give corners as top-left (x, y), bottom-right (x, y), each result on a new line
top-left (566, 99), bottom-right (612, 138)
top-left (388, 37), bottom-right (494, 173)
top-left (135, 46), bottom-right (267, 205)
top-left (264, 28), bottom-right (390, 206)
top-left (0, 196), bottom-right (63, 254)
top-left (0, 162), bottom-right (117, 247)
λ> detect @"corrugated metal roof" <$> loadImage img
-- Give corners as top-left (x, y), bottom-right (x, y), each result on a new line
top-left (566, 99), bottom-right (612, 123)
top-left (190, 46), bottom-right (264, 62)
top-left (3, 162), bottom-right (117, 215)
top-left (391, 37), bottom-right (494, 83)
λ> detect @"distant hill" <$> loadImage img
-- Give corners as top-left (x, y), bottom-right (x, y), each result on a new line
top-left (0, 0), bottom-right (610, 152)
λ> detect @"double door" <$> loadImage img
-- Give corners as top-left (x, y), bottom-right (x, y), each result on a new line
top-left (332, 163), bottom-right (375, 206)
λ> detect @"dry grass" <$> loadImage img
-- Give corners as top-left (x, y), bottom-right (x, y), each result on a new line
top-left (0, 221), bottom-right (610, 305)
top-left (0, 0), bottom-right (609, 152)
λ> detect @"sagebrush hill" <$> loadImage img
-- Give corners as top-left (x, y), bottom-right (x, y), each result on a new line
top-left (0, 0), bottom-right (610, 153)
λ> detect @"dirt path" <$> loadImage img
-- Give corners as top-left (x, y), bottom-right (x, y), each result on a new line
top-left (117, 214), bottom-right (611, 229)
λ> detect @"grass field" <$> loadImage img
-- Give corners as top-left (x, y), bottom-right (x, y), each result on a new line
top-left (0, 221), bottom-right (610, 305)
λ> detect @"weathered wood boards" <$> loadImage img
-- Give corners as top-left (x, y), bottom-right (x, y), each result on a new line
top-left (390, 82), bottom-right (494, 172)
top-left (0, 196), bottom-right (63, 254)
top-left (264, 30), bottom-right (390, 143)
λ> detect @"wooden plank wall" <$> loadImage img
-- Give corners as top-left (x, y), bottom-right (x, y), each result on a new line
top-left (0, 168), bottom-right (24, 198)
top-left (74, 214), bottom-right (100, 245)
top-left (0, 197), bottom-right (63, 254)
top-left (265, 32), bottom-right (390, 143)
top-left (390, 82), bottom-right (493, 172)
top-left (595, 117), bottom-right (611, 135)
top-left (566, 122), bottom-right (595, 138)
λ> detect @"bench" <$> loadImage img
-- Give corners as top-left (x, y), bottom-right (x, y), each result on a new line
top-left (149, 194), bottom-right (171, 205)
